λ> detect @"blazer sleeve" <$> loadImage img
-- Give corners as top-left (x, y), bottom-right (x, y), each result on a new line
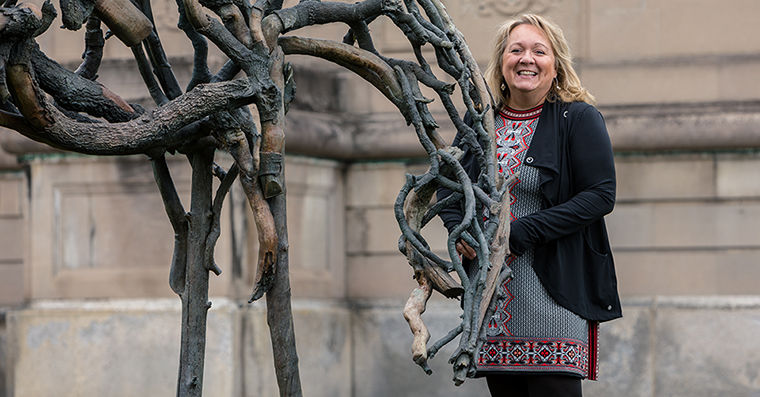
top-left (509, 105), bottom-right (616, 255)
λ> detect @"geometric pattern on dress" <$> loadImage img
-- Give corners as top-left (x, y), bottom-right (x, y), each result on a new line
top-left (476, 105), bottom-right (593, 379)
top-left (494, 115), bottom-right (538, 213)
top-left (489, 109), bottom-right (540, 340)
top-left (478, 336), bottom-right (589, 378)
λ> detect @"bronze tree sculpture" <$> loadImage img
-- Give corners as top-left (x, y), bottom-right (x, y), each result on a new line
top-left (0, 0), bottom-right (512, 394)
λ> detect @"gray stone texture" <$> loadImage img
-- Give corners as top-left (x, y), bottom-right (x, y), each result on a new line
top-left (6, 297), bottom-right (760, 396)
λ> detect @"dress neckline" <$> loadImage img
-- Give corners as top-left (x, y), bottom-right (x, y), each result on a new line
top-left (499, 104), bottom-right (544, 120)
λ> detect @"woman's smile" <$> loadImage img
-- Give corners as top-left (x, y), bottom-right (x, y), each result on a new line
top-left (501, 24), bottom-right (557, 109)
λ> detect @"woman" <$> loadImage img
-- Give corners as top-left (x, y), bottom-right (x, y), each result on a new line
top-left (437, 14), bottom-right (621, 397)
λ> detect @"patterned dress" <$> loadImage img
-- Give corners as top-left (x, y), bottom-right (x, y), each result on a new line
top-left (477, 105), bottom-right (599, 380)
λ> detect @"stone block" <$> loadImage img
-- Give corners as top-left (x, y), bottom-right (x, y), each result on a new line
top-left (0, 264), bottom-right (24, 306)
top-left (347, 163), bottom-right (408, 208)
top-left (653, 297), bottom-right (760, 397)
top-left (351, 300), bottom-right (490, 397)
top-left (657, 1), bottom-right (760, 57)
top-left (6, 299), bottom-right (355, 397)
top-left (605, 203), bottom-right (655, 249)
top-left (585, 1), bottom-right (760, 105)
top-left (18, 152), bottom-right (426, 301)
top-left (346, 207), bottom-right (449, 257)
top-left (26, 156), bottom-right (182, 298)
top-left (0, 177), bottom-right (21, 216)
top-left (346, 208), bottom-right (401, 255)
top-left (242, 301), bottom-right (352, 397)
top-left (608, 201), bottom-right (760, 250)
top-left (715, 62), bottom-right (760, 102)
top-left (585, 302), bottom-right (655, 397)
top-left (614, 155), bottom-right (715, 201)
top-left (6, 299), bottom-right (240, 397)
top-left (589, 1), bottom-right (760, 61)
top-left (713, 250), bottom-right (760, 295)
top-left (613, 249), bottom-right (760, 297)
top-left (0, 218), bottom-right (23, 263)
top-left (585, 62), bottom-right (724, 106)
top-left (588, 0), bottom-right (662, 61)
top-left (716, 154), bottom-right (760, 198)
top-left (23, 154), bottom-right (356, 300)
top-left (347, 254), bottom-right (417, 299)
top-left (339, 72), bottom-right (402, 115)
top-left (283, 157), bottom-right (346, 299)
top-left (586, 59), bottom-right (760, 106)
top-left (613, 251), bottom-right (719, 296)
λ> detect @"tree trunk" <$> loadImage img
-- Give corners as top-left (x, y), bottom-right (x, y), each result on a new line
top-left (176, 148), bottom-right (215, 397)
top-left (266, 188), bottom-right (303, 397)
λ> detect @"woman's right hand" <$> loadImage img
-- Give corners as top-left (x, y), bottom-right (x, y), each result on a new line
top-left (456, 239), bottom-right (477, 260)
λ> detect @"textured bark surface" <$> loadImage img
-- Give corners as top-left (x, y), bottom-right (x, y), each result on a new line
top-left (404, 271), bottom-right (433, 372)
top-left (92, 0), bottom-right (153, 46)
top-left (176, 148), bottom-right (215, 397)
top-left (31, 48), bottom-right (140, 122)
top-left (266, 192), bottom-right (303, 397)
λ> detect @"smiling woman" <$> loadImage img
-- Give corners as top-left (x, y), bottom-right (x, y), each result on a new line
top-left (501, 24), bottom-right (557, 110)
top-left (485, 14), bottom-right (595, 109)
top-left (437, 13), bottom-right (620, 397)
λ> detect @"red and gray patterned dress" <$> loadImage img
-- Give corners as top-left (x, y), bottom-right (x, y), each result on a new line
top-left (477, 104), bottom-right (599, 380)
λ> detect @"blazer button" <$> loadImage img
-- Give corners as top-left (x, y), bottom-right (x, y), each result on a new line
top-left (525, 157), bottom-right (534, 164)
top-left (607, 305), bottom-right (613, 311)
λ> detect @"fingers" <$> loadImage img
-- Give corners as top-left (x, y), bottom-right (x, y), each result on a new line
top-left (456, 240), bottom-right (477, 260)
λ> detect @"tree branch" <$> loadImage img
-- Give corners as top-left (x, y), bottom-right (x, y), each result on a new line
top-left (278, 36), bottom-right (404, 107)
top-left (6, 72), bottom-right (260, 154)
top-left (150, 154), bottom-right (190, 295)
top-left (31, 46), bottom-right (142, 122)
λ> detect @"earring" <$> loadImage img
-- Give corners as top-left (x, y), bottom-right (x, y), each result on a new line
top-left (554, 77), bottom-right (560, 90)
top-left (501, 82), bottom-right (506, 91)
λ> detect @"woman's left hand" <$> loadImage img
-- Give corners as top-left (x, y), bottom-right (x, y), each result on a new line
top-left (456, 239), bottom-right (477, 260)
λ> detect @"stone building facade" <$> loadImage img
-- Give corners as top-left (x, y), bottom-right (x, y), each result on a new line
top-left (3, 0), bottom-right (760, 396)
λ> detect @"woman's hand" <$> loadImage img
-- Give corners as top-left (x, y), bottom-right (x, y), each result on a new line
top-left (456, 239), bottom-right (477, 260)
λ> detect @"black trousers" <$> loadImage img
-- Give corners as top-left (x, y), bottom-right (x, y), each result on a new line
top-left (485, 374), bottom-right (582, 397)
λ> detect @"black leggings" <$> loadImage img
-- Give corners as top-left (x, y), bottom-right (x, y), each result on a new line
top-left (485, 374), bottom-right (582, 397)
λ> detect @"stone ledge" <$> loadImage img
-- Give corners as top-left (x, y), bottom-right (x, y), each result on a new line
top-left (4, 296), bottom-right (760, 396)
top-left (605, 107), bottom-right (760, 152)
top-left (623, 295), bottom-right (760, 310)
top-left (5, 103), bottom-right (760, 162)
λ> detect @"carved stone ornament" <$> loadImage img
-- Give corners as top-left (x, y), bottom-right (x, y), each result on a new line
top-left (477, 0), bottom-right (562, 17)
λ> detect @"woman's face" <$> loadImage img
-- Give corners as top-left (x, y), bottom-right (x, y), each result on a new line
top-left (501, 24), bottom-right (557, 109)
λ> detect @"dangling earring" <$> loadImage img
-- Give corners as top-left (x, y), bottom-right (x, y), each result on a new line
top-left (501, 81), bottom-right (506, 91)
top-left (554, 77), bottom-right (560, 90)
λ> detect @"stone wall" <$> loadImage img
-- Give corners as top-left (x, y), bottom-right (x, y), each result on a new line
top-left (0, 172), bottom-right (25, 308)
top-left (6, 297), bottom-right (760, 396)
top-left (611, 151), bottom-right (760, 296)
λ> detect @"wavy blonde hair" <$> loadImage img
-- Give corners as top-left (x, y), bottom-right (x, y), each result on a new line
top-left (485, 14), bottom-right (595, 107)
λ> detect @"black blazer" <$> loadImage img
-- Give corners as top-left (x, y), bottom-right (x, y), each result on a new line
top-left (437, 100), bottom-right (622, 322)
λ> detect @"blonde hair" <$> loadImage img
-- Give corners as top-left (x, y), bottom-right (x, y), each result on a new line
top-left (485, 14), bottom-right (595, 107)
